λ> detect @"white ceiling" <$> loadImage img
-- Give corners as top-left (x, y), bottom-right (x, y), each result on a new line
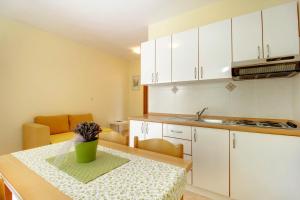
top-left (0, 0), bottom-right (219, 59)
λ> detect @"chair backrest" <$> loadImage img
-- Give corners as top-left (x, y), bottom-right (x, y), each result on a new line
top-left (134, 136), bottom-right (184, 158)
top-left (99, 131), bottom-right (129, 146)
top-left (0, 177), bottom-right (5, 200)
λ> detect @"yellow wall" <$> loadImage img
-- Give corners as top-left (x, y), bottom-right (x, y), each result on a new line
top-left (0, 17), bottom-right (130, 154)
top-left (128, 59), bottom-right (143, 117)
top-left (148, 0), bottom-right (296, 39)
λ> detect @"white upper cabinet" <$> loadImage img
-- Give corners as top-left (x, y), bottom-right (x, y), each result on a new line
top-left (192, 127), bottom-right (230, 196)
top-left (141, 40), bottom-right (155, 85)
top-left (172, 28), bottom-right (199, 82)
top-left (262, 1), bottom-right (299, 58)
top-left (156, 36), bottom-right (172, 83)
top-left (140, 1), bottom-right (299, 84)
top-left (231, 131), bottom-right (300, 200)
top-left (199, 20), bottom-right (232, 79)
top-left (232, 11), bottom-right (263, 62)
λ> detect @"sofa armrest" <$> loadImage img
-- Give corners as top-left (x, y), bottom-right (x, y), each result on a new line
top-left (22, 123), bottom-right (50, 150)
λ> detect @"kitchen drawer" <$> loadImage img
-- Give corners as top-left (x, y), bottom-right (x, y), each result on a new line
top-left (163, 124), bottom-right (192, 140)
top-left (184, 155), bottom-right (193, 184)
top-left (163, 136), bottom-right (192, 155)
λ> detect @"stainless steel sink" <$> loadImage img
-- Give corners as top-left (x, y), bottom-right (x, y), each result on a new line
top-left (161, 117), bottom-right (230, 125)
top-left (161, 117), bottom-right (196, 122)
top-left (196, 119), bottom-right (226, 124)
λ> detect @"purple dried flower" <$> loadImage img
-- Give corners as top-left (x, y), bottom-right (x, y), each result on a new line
top-left (74, 122), bottom-right (102, 142)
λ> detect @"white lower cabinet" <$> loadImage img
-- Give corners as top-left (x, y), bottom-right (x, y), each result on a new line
top-left (132, 121), bottom-right (300, 199)
top-left (146, 122), bottom-right (163, 139)
top-left (129, 120), bottom-right (162, 147)
top-left (163, 124), bottom-right (193, 184)
top-left (230, 131), bottom-right (300, 200)
top-left (192, 127), bottom-right (230, 196)
top-left (129, 120), bottom-right (144, 147)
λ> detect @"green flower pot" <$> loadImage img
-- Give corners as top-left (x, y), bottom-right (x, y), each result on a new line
top-left (75, 139), bottom-right (98, 163)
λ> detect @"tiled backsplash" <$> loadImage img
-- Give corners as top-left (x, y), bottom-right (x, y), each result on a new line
top-left (149, 75), bottom-right (300, 120)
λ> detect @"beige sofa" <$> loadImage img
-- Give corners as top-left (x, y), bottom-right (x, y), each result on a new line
top-left (22, 113), bottom-right (111, 150)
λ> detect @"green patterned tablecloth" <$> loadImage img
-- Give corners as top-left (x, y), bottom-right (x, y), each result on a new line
top-left (47, 151), bottom-right (129, 183)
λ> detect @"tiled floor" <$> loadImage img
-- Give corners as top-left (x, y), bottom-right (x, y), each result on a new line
top-left (184, 191), bottom-right (211, 200)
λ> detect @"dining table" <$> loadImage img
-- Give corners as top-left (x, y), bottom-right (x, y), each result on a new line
top-left (0, 140), bottom-right (192, 200)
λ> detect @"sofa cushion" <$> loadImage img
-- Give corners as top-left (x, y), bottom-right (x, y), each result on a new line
top-left (69, 113), bottom-right (93, 131)
top-left (34, 115), bottom-right (69, 135)
top-left (50, 128), bottom-right (113, 144)
top-left (50, 132), bottom-right (75, 144)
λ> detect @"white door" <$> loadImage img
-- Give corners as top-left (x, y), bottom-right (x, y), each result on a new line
top-left (262, 1), bottom-right (299, 58)
top-left (232, 11), bottom-right (263, 62)
top-left (199, 20), bottom-right (232, 80)
top-left (145, 122), bottom-right (162, 139)
top-left (172, 28), bottom-right (198, 82)
top-left (141, 40), bottom-right (155, 85)
top-left (192, 127), bottom-right (229, 196)
top-left (129, 120), bottom-right (145, 147)
top-left (156, 36), bottom-right (172, 83)
top-left (230, 131), bottom-right (300, 200)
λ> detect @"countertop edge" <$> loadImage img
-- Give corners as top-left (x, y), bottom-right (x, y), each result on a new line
top-left (128, 115), bottom-right (300, 137)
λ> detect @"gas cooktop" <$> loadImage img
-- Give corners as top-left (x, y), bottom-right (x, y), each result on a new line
top-left (232, 120), bottom-right (297, 129)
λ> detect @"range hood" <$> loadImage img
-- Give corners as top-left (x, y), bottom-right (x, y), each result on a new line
top-left (232, 55), bottom-right (300, 80)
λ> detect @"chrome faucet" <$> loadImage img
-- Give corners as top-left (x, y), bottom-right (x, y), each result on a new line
top-left (196, 107), bottom-right (208, 121)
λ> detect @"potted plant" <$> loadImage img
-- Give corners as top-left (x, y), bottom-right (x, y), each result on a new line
top-left (74, 122), bottom-right (102, 163)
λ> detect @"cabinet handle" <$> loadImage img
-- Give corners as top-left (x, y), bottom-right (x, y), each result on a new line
top-left (257, 46), bottom-right (260, 59)
top-left (194, 67), bottom-right (197, 79)
top-left (146, 123), bottom-right (149, 135)
top-left (170, 130), bottom-right (183, 134)
top-left (156, 72), bottom-right (158, 83)
top-left (233, 133), bottom-right (236, 149)
top-left (193, 129), bottom-right (197, 142)
top-left (141, 122), bottom-right (144, 133)
top-left (266, 44), bottom-right (270, 58)
top-left (152, 73), bottom-right (154, 83)
top-left (201, 66), bottom-right (203, 79)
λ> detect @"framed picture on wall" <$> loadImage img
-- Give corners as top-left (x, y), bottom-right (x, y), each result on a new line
top-left (132, 75), bottom-right (140, 91)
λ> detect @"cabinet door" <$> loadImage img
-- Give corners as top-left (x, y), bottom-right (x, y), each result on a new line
top-left (262, 1), bottom-right (299, 58)
top-left (172, 28), bottom-right (198, 82)
top-left (145, 122), bottom-right (162, 139)
top-left (156, 36), bottom-right (171, 83)
top-left (129, 120), bottom-right (145, 147)
top-left (192, 127), bottom-right (229, 196)
top-left (141, 40), bottom-right (155, 85)
top-left (230, 131), bottom-right (300, 200)
top-left (232, 11), bottom-right (263, 62)
top-left (199, 20), bottom-right (232, 80)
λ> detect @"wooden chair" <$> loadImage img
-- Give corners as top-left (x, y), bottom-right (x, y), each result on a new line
top-left (99, 131), bottom-right (129, 146)
top-left (0, 177), bottom-right (5, 200)
top-left (134, 136), bottom-right (184, 158)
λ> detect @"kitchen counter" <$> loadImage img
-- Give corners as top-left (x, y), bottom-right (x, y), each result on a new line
top-left (129, 113), bottom-right (300, 137)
